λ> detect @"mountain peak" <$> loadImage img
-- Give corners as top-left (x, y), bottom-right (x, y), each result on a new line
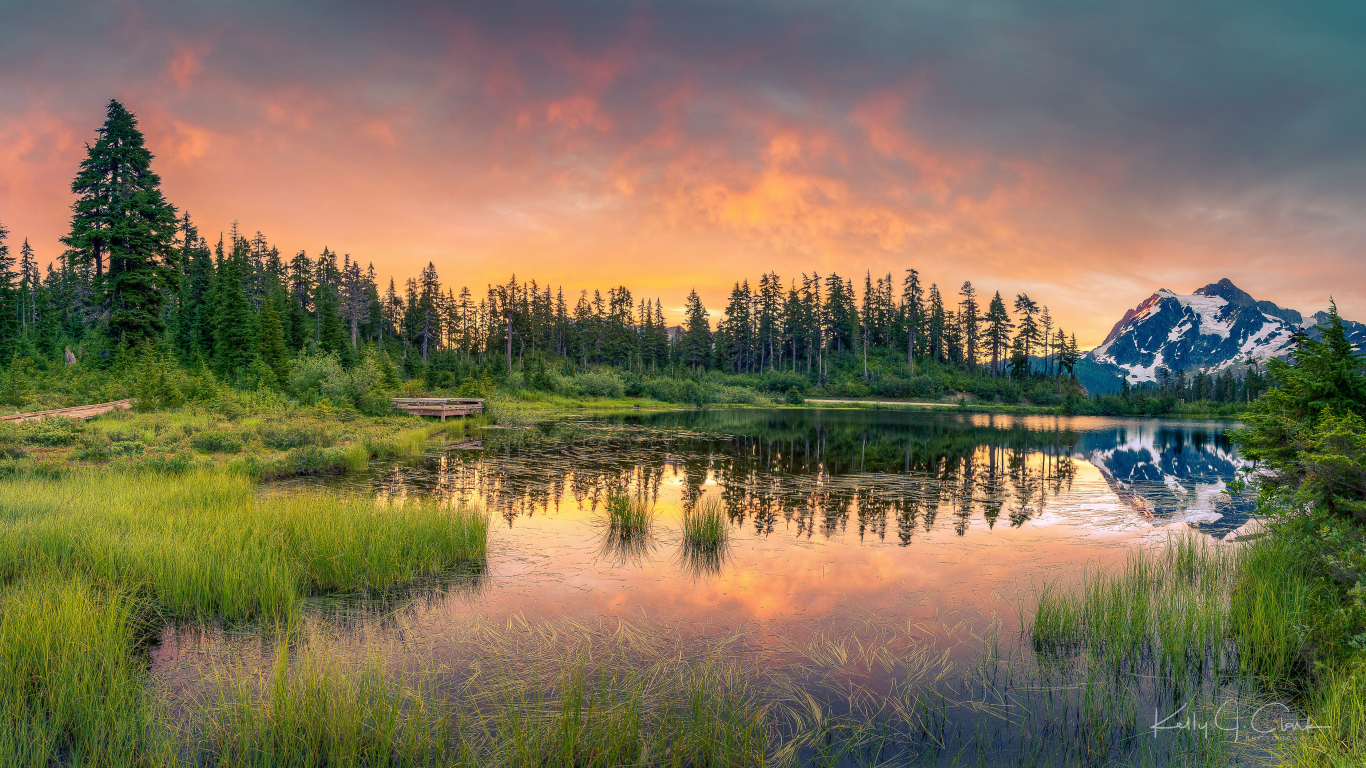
top-left (1191, 279), bottom-right (1302, 325)
top-left (1193, 278), bottom-right (1254, 307)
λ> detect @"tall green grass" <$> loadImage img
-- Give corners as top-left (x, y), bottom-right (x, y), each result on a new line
top-left (1228, 534), bottom-right (1316, 682)
top-left (203, 625), bottom-right (453, 766)
top-left (1031, 533), bottom-right (1235, 682)
top-left (681, 496), bottom-right (729, 547)
top-left (680, 496), bottom-right (731, 577)
top-left (0, 470), bottom-right (490, 620)
top-left (0, 574), bottom-right (154, 766)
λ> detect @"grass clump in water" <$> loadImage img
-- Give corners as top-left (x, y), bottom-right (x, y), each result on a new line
top-left (598, 491), bottom-right (654, 565)
top-left (681, 495), bottom-right (729, 548)
top-left (604, 490), bottom-right (653, 533)
top-left (680, 496), bottom-right (731, 577)
top-left (1030, 533), bottom-right (1236, 683)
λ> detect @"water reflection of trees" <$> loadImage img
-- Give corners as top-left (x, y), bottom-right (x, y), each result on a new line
top-left (394, 413), bottom-right (1083, 544)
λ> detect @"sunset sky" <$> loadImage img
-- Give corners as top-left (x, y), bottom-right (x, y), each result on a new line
top-left (2, 1), bottom-right (1363, 346)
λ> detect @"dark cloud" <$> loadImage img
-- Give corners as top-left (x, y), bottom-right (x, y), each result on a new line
top-left (0, 0), bottom-right (1362, 340)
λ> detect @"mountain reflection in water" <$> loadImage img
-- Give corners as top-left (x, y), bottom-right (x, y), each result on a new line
top-left (353, 409), bottom-right (1254, 539)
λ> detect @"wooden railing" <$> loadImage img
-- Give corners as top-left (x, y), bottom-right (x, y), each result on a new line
top-left (389, 397), bottom-right (485, 421)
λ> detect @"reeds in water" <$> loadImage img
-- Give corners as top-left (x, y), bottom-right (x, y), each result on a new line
top-left (598, 491), bottom-right (655, 565)
top-left (679, 496), bottom-right (732, 578)
top-left (1030, 533), bottom-right (1236, 684)
top-left (604, 491), bottom-right (654, 533)
top-left (682, 495), bottom-right (729, 547)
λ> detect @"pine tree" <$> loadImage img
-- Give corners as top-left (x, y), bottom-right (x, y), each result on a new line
top-left (983, 292), bottom-right (1013, 376)
top-left (1013, 293), bottom-right (1040, 366)
top-left (18, 239), bottom-right (37, 333)
top-left (171, 213), bottom-right (213, 359)
top-left (0, 221), bottom-right (17, 360)
top-left (679, 289), bottom-right (711, 371)
top-left (928, 284), bottom-right (945, 363)
top-left (257, 290), bottom-right (291, 384)
top-left (901, 269), bottom-right (924, 372)
top-left (958, 282), bottom-right (980, 370)
top-left (62, 100), bottom-right (180, 347)
top-left (211, 235), bottom-right (255, 375)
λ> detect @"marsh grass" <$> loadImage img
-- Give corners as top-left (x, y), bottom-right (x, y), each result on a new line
top-left (597, 492), bottom-right (655, 566)
top-left (1030, 533), bottom-right (1236, 681)
top-left (187, 617), bottom-right (769, 768)
top-left (0, 574), bottom-right (153, 767)
top-left (200, 624), bottom-right (454, 767)
top-left (0, 469), bottom-right (490, 621)
top-left (682, 495), bottom-right (730, 548)
top-left (679, 496), bottom-right (732, 577)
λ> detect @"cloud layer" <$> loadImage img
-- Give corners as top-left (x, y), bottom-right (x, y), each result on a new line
top-left (2, 0), bottom-right (1363, 343)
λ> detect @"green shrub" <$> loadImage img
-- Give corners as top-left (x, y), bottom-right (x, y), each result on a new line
top-left (288, 445), bottom-right (346, 475)
top-left (190, 430), bottom-right (244, 454)
top-left (712, 385), bottom-right (760, 404)
top-left (20, 418), bottom-right (81, 446)
top-left (575, 371), bottom-right (626, 399)
top-left (139, 452), bottom-right (194, 474)
top-left (111, 440), bottom-right (145, 457)
top-left (784, 386), bottom-right (804, 405)
top-left (258, 423), bottom-right (336, 450)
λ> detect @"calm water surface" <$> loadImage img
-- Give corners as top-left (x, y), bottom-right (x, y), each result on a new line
top-left (152, 408), bottom-right (1272, 765)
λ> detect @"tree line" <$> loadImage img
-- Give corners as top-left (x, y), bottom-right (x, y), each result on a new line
top-left (1, 100), bottom-right (1091, 393)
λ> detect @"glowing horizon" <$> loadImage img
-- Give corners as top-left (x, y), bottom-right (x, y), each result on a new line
top-left (2, 1), bottom-right (1363, 347)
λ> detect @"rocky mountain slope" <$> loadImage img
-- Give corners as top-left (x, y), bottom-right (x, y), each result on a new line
top-left (1076, 279), bottom-right (1365, 393)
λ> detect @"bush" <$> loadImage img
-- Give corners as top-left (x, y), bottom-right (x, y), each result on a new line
top-left (712, 385), bottom-right (760, 404)
top-left (756, 370), bottom-right (810, 393)
top-left (575, 371), bottom-right (626, 399)
top-left (191, 430), bottom-right (245, 454)
top-left (288, 353), bottom-right (344, 402)
top-left (258, 423), bottom-right (337, 450)
top-left (0, 438), bottom-right (28, 460)
top-left (110, 440), bottom-right (145, 457)
top-left (785, 386), bottom-right (804, 405)
top-left (288, 445), bottom-right (346, 475)
top-left (20, 418), bottom-right (81, 446)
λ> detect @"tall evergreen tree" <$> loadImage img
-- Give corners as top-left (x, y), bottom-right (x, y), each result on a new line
top-left (901, 269), bottom-right (924, 372)
top-left (1013, 293), bottom-right (1040, 364)
top-left (928, 284), bottom-right (945, 363)
top-left (18, 239), bottom-right (38, 334)
top-left (679, 289), bottom-right (711, 371)
top-left (62, 100), bottom-right (180, 346)
top-left (257, 290), bottom-right (291, 384)
top-left (211, 235), bottom-right (255, 375)
top-left (983, 292), bottom-right (1013, 376)
top-left (958, 281), bottom-right (980, 370)
top-left (0, 221), bottom-right (17, 360)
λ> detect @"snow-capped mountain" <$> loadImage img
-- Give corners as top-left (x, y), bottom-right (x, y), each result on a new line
top-left (1082, 278), bottom-right (1366, 389)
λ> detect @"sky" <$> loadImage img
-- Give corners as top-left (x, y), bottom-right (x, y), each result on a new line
top-left (2, 0), bottom-right (1364, 346)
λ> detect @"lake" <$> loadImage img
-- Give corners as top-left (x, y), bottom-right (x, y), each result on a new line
top-left (152, 408), bottom-right (1275, 766)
